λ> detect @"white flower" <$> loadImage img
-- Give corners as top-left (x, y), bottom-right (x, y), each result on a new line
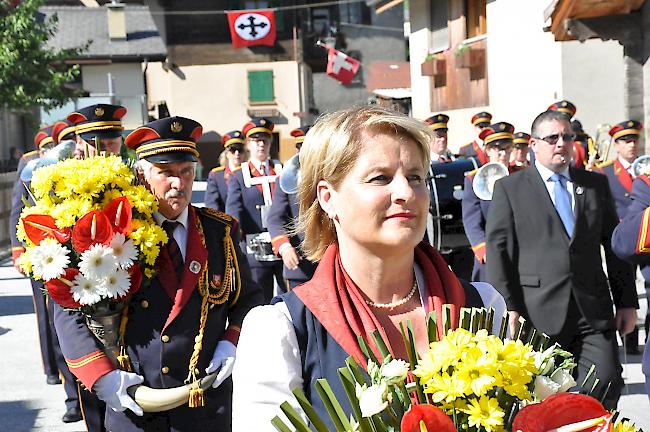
top-left (358, 381), bottom-right (389, 418)
top-left (71, 273), bottom-right (106, 305)
top-left (100, 268), bottom-right (131, 299)
top-left (108, 233), bottom-right (138, 269)
top-left (551, 368), bottom-right (576, 393)
top-left (533, 375), bottom-right (561, 401)
top-left (79, 244), bottom-right (118, 280)
top-left (380, 359), bottom-right (409, 385)
top-left (30, 238), bottom-right (70, 281)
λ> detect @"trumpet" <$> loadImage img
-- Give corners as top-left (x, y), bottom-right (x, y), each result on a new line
top-left (631, 155), bottom-right (650, 178)
top-left (279, 153), bottom-right (300, 195)
top-left (472, 162), bottom-right (509, 201)
top-left (586, 123), bottom-right (612, 169)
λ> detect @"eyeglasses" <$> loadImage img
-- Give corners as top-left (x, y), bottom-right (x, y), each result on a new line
top-left (535, 133), bottom-right (576, 145)
top-left (295, 143), bottom-right (302, 150)
top-left (434, 130), bottom-right (447, 138)
top-left (228, 145), bottom-right (244, 153)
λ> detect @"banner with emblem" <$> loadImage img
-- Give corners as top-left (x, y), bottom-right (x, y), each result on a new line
top-left (326, 47), bottom-right (361, 85)
top-left (227, 9), bottom-right (276, 48)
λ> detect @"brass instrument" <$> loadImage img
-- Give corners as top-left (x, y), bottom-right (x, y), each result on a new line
top-left (472, 162), bottom-right (509, 201)
top-left (586, 123), bottom-right (612, 168)
top-left (279, 153), bottom-right (300, 195)
top-left (631, 155), bottom-right (650, 177)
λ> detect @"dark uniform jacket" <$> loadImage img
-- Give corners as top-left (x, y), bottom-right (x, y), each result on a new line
top-left (266, 182), bottom-right (317, 283)
top-left (486, 167), bottom-right (638, 336)
top-left (597, 159), bottom-right (633, 220)
top-left (53, 206), bottom-right (263, 432)
top-left (458, 141), bottom-right (487, 166)
top-left (462, 170), bottom-right (491, 281)
top-left (10, 150), bottom-right (39, 260)
top-left (204, 166), bottom-right (233, 212)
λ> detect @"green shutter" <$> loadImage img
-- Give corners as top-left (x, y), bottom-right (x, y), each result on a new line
top-left (248, 70), bottom-right (274, 103)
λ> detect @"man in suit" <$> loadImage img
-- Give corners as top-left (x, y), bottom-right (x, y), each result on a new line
top-left (52, 116), bottom-right (262, 431)
top-left (458, 111), bottom-right (491, 166)
top-left (486, 109), bottom-right (638, 408)
top-left (204, 131), bottom-right (245, 211)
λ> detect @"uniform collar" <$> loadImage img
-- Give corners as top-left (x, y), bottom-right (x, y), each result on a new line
top-left (618, 155), bottom-right (632, 171)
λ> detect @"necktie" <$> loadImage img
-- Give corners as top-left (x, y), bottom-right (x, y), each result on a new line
top-left (550, 173), bottom-right (575, 236)
top-left (259, 164), bottom-right (266, 175)
top-left (162, 220), bottom-right (184, 280)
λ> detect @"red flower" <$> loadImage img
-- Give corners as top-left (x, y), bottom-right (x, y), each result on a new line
top-left (512, 393), bottom-right (612, 432)
top-left (72, 210), bottom-right (113, 253)
top-left (103, 196), bottom-right (132, 235)
top-left (45, 268), bottom-right (82, 309)
top-left (22, 214), bottom-right (71, 245)
top-left (401, 404), bottom-right (457, 432)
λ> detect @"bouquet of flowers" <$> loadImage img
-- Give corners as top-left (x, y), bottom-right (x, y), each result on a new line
top-left (272, 306), bottom-right (641, 432)
top-left (16, 154), bottom-right (167, 367)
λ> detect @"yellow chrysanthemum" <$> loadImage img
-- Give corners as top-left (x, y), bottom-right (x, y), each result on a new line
top-left (461, 396), bottom-right (505, 432)
top-left (414, 328), bottom-right (474, 383)
top-left (455, 346), bottom-right (497, 396)
top-left (495, 369), bottom-right (532, 400)
top-left (613, 420), bottom-right (638, 432)
top-left (422, 372), bottom-right (466, 403)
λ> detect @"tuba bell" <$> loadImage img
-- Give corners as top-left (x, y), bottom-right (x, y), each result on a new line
top-left (586, 123), bottom-right (612, 168)
top-left (631, 154), bottom-right (650, 178)
top-left (279, 153), bottom-right (300, 195)
top-left (472, 162), bottom-right (509, 201)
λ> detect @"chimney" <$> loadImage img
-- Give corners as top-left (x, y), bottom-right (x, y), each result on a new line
top-left (107, 0), bottom-right (126, 41)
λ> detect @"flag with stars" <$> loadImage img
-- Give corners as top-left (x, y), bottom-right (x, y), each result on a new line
top-left (326, 48), bottom-right (361, 85)
top-left (227, 9), bottom-right (276, 48)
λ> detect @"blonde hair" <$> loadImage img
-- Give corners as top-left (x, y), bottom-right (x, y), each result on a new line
top-left (296, 106), bottom-right (433, 261)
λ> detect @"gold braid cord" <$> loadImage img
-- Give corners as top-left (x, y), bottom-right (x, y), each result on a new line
top-left (116, 306), bottom-right (133, 372)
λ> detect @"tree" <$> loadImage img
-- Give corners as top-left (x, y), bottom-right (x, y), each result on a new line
top-left (0, 0), bottom-right (86, 112)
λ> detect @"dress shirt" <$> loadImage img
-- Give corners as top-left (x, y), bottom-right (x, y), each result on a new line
top-left (154, 206), bottom-right (189, 261)
top-left (618, 156), bottom-right (633, 176)
top-left (535, 161), bottom-right (575, 211)
top-left (250, 158), bottom-right (270, 174)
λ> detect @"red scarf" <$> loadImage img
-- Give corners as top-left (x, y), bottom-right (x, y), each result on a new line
top-left (293, 242), bottom-right (466, 366)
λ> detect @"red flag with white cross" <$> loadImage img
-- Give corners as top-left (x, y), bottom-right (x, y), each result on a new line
top-left (326, 48), bottom-right (361, 85)
top-left (227, 9), bottom-right (276, 48)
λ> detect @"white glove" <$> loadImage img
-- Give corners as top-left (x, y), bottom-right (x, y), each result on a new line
top-left (93, 369), bottom-right (144, 416)
top-left (205, 340), bottom-right (236, 389)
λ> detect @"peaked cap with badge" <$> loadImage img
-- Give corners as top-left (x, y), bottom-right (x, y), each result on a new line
top-left (67, 104), bottom-right (126, 141)
top-left (513, 132), bottom-right (531, 147)
top-left (471, 111), bottom-right (492, 127)
top-left (51, 120), bottom-right (76, 145)
top-left (290, 125), bottom-right (311, 145)
top-left (34, 125), bottom-right (55, 149)
top-left (548, 100), bottom-right (577, 118)
top-left (222, 130), bottom-right (245, 148)
top-left (609, 120), bottom-right (643, 141)
top-left (479, 122), bottom-right (515, 146)
top-left (242, 117), bottom-right (274, 138)
top-left (424, 114), bottom-right (449, 131)
top-left (125, 116), bottom-right (203, 163)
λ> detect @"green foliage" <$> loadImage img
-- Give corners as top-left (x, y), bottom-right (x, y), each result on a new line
top-left (0, 0), bottom-right (86, 111)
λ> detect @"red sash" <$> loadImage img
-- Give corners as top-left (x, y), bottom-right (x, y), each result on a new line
top-left (614, 159), bottom-right (633, 193)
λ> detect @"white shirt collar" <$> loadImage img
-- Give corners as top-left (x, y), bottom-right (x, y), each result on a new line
top-left (618, 156), bottom-right (632, 171)
top-left (250, 159), bottom-right (268, 172)
top-left (535, 160), bottom-right (570, 182)
top-left (154, 205), bottom-right (189, 229)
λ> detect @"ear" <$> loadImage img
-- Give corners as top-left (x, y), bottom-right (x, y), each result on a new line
top-left (316, 179), bottom-right (336, 218)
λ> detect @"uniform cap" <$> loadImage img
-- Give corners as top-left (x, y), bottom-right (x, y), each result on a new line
top-left (424, 114), bottom-right (449, 131)
top-left (52, 120), bottom-right (76, 145)
top-left (67, 104), bottom-right (127, 140)
top-left (125, 116), bottom-right (203, 163)
top-left (513, 132), bottom-right (531, 146)
top-left (609, 120), bottom-right (643, 141)
top-left (479, 122), bottom-right (515, 146)
top-left (221, 130), bottom-right (244, 148)
top-left (548, 100), bottom-right (576, 118)
top-left (471, 111), bottom-right (492, 127)
top-left (34, 125), bottom-right (54, 149)
top-left (242, 117), bottom-right (274, 138)
top-left (290, 125), bottom-right (311, 144)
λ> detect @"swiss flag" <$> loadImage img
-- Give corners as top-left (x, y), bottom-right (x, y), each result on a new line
top-left (326, 48), bottom-right (361, 85)
top-left (227, 10), bottom-right (276, 48)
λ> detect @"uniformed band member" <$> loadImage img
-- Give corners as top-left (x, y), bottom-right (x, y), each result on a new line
top-left (67, 103), bottom-right (126, 159)
top-left (205, 131), bottom-right (246, 211)
top-left (571, 119), bottom-right (589, 169)
top-left (424, 114), bottom-right (455, 163)
top-left (510, 131), bottom-right (530, 171)
top-left (458, 111), bottom-right (491, 165)
top-left (598, 120), bottom-right (645, 354)
top-left (10, 126), bottom-right (83, 424)
top-left (52, 116), bottom-right (262, 432)
top-left (52, 119), bottom-right (77, 146)
top-left (462, 121), bottom-right (515, 281)
top-left (267, 126), bottom-right (317, 290)
top-left (226, 118), bottom-right (284, 303)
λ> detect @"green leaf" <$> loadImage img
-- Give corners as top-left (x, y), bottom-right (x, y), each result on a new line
top-left (315, 379), bottom-right (351, 432)
top-left (271, 415), bottom-right (294, 432)
top-left (279, 401), bottom-right (312, 432)
top-left (345, 357), bottom-right (369, 386)
top-left (442, 304), bottom-right (452, 334)
top-left (291, 389), bottom-right (330, 432)
top-left (357, 335), bottom-right (379, 365)
top-left (486, 307), bottom-right (495, 335)
top-left (459, 308), bottom-right (471, 330)
top-left (338, 368), bottom-right (374, 432)
top-left (498, 311), bottom-right (508, 339)
top-left (371, 330), bottom-right (391, 361)
top-left (426, 311), bottom-right (438, 342)
top-left (399, 321), bottom-right (426, 403)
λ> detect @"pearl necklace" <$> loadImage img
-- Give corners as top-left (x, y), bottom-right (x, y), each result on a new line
top-left (365, 278), bottom-right (418, 310)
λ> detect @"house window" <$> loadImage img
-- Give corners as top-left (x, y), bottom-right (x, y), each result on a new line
top-left (465, 0), bottom-right (486, 38)
top-left (248, 70), bottom-right (274, 103)
top-left (430, 0), bottom-right (449, 52)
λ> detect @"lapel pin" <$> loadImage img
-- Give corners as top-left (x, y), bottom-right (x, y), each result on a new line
top-left (189, 260), bottom-right (201, 274)
top-left (575, 186), bottom-right (584, 195)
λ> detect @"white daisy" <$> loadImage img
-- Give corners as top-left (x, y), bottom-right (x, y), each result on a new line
top-left (108, 233), bottom-right (138, 269)
top-left (100, 268), bottom-right (131, 299)
top-left (71, 273), bottom-right (106, 305)
top-left (30, 238), bottom-right (70, 281)
top-left (79, 244), bottom-right (118, 280)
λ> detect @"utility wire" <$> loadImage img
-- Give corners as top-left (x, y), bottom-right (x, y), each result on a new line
top-left (147, 0), bottom-right (367, 16)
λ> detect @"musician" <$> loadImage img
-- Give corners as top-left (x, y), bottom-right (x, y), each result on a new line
top-left (10, 126), bottom-right (83, 424)
top-left (52, 116), bottom-right (262, 431)
top-left (424, 114), bottom-right (455, 163)
top-left (462, 122), bottom-right (515, 282)
top-left (267, 126), bottom-right (317, 290)
top-left (68, 104), bottom-right (126, 159)
top-left (458, 111), bottom-right (491, 165)
top-left (597, 120), bottom-right (645, 354)
top-left (205, 131), bottom-right (245, 211)
top-left (226, 118), bottom-right (284, 303)
top-left (571, 119), bottom-right (590, 169)
top-left (510, 132), bottom-right (531, 171)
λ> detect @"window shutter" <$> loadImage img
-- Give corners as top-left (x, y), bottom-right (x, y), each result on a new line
top-left (248, 70), bottom-right (274, 103)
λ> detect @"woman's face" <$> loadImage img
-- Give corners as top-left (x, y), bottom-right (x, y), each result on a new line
top-left (321, 131), bottom-right (429, 256)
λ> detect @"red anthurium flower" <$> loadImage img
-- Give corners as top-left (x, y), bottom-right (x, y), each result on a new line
top-left (103, 196), bottom-right (132, 235)
top-left (22, 214), bottom-right (71, 245)
top-left (45, 268), bottom-right (82, 309)
top-left (401, 404), bottom-right (457, 432)
top-left (72, 210), bottom-right (114, 253)
top-left (512, 393), bottom-right (611, 432)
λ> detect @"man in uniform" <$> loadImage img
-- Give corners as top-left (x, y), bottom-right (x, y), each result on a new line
top-left (52, 116), bottom-right (262, 431)
top-left (10, 126), bottom-right (83, 424)
top-left (424, 114), bottom-right (455, 163)
top-left (52, 119), bottom-right (77, 147)
top-left (547, 100), bottom-right (587, 169)
top-left (205, 131), bottom-right (245, 211)
top-left (226, 118), bottom-right (284, 303)
top-left (597, 120), bottom-right (646, 354)
top-left (267, 126), bottom-right (317, 291)
top-left (458, 111), bottom-right (491, 165)
top-left (510, 132), bottom-right (530, 171)
top-left (462, 122), bottom-right (515, 282)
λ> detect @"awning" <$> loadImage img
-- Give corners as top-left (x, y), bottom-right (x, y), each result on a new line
top-left (372, 88), bottom-right (411, 99)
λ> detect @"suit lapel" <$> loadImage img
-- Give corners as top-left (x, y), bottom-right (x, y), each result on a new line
top-left (569, 167), bottom-right (586, 244)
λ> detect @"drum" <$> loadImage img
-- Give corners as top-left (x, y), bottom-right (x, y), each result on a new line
top-left (246, 232), bottom-right (281, 262)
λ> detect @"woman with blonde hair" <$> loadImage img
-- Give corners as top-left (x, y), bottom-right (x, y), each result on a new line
top-left (232, 106), bottom-right (505, 430)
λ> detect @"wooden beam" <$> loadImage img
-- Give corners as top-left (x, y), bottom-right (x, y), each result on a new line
top-left (376, 0), bottom-right (405, 14)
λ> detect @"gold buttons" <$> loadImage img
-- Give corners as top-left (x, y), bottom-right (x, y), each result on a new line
top-left (161, 366), bottom-right (170, 374)
top-left (161, 335), bottom-right (170, 343)
top-left (140, 300), bottom-right (149, 309)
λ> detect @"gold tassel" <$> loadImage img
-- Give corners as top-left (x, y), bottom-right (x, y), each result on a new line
top-left (188, 387), bottom-right (205, 408)
top-left (117, 347), bottom-right (133, 372)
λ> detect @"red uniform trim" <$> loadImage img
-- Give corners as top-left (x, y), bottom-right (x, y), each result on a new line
top-left (223, 325), bottom-right (241, 346)
top-left (271, 235), bottom-right (290, 255)
top-left (65, 350), bottom-right (115, 390)
top-left (636, 207), bottom-right (650, 254)
top-left (471, 242), bottom-right (486, 263)
top-left (249, 162), bottom-right (276, 196)
top-left (613, 159), bottom-right (633, 193)
top-left (473, 141), bottom-right (488, 165)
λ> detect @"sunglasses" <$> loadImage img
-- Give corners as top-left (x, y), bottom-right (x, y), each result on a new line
top-left (228, 145), bottom-right (244, 153)
top-left (434, 130), bottom-right (448, 138)
top-left (295, 143), bottom-right (302, 150)
top-left (535, 133), bottom-right (576, 145)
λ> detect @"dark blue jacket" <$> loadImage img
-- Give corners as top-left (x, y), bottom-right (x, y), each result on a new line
top-left (204, 166), bottom-right (232, 212)
top-left (597, 159), bottom-right (633, 220)
top-left (462, 172), bottom-right (490, 281)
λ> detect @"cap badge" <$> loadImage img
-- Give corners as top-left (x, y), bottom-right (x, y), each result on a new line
top-left (94, 107), bottom-right (105, 117)
top-left (171, 121), bottom-right (183, 133)
top-left (561, 101), bottom-right (567, 107)
top-left (189, 260), bottom-right (201, 274)
top-left (500, 124), bottom-right (506, 130)
top-left (628, 121), bottom-right (634, 127)
top-left (260, 119), bottom-right (266, 125)
top-left (575, 186), bottom-right (584, 195)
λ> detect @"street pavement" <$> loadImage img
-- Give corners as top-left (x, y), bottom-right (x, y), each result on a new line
top-left (0, 257), bottom-right (648, 431)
